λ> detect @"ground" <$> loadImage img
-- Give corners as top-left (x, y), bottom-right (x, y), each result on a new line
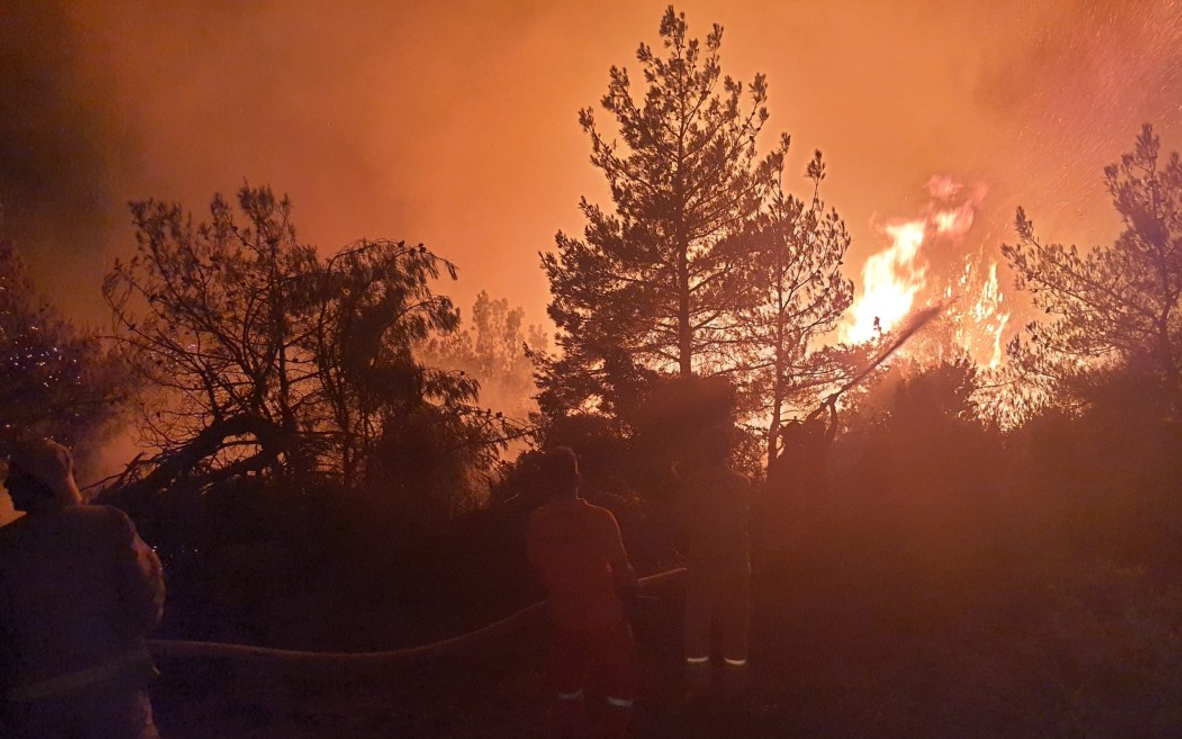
top-left (149, 535), bottom-right (1145, 739)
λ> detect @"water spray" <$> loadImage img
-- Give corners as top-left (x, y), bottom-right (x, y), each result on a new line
top-left (828, 303), bottom-right (946, 403)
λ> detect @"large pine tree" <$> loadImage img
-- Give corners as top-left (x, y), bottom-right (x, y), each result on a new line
top-left (540, 7), bottom-right (776, 416)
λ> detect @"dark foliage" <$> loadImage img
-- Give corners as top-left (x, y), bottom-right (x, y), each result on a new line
top-left (1003, 124), bottom-right (1182, 419)
top-left (0, 227), bottom-right (131, 467)
top-left (538, 6), bottom-right (777, 421)
top-left (102, 186), bottom-right (513, 511)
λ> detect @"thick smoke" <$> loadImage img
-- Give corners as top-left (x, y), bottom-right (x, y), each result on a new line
top-left (0, 2), bottom-right (134, 318)
top-left (1, 0), bottom-right (1179, 328)
top-left (975, 0), bottom-right (1182, 244)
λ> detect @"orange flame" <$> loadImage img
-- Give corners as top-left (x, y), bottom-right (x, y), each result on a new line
top-left (844, 219), bottom-right (928, 344)
top-left (845, 176), bottom-right (1009, 369)
top-left (950, 258), bottom-right (1010, 368)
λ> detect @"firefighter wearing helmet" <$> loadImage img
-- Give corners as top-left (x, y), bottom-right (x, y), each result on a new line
top-left (0, 436), bottom-right (165, 739)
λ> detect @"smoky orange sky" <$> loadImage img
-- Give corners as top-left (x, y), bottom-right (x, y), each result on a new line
top-left (2, 0), bottom-right (1180, 333)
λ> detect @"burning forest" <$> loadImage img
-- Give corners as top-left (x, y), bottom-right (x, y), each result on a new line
top-left (2, 2), bottom-right (1182, 738)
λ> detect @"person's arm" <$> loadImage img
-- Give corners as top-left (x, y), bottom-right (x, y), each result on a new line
top-left (769, 432), bottom-right (783, 468)
top-left (598, 510), bottom-right (640, 623)
top-left (600, 510), bottom-right (637, 592)
top-left (824, 400), bottom-right (839, 445)
top-left (109, 508), bottom-right (165, 638)
top-left (672, 477), bottom-right (695, 558)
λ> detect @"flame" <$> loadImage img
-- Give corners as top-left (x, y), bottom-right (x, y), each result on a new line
top-left (926, 175), bottom-right (963, 200)
top-left (844, 219), bottom-right (928, 344)
top-left (951, 259), bottom-right (1011, 368)
top-left (931, 179), bottom-right (981, 238)
top-left (844, 176), bottom-right (1010, 370)
top-left (933, 206), bottom-right (973, 236)
top-left (840, 174), bottom-right (1022, 425)
top-left (974, 262), bottom-right (1010, 367)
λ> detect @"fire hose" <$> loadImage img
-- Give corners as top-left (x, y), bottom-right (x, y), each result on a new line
top-left (834, 304), bottom-right (944, 399)
top-left (146, 567), bottom-right (686, 666)
top-left (799, 304), bottom-right (945, 419)
top-left (145, 313), bottom-right (941, 668)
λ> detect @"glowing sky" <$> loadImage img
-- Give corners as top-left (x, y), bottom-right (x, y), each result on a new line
top-left (2, 0), bottom-right (1180, 331)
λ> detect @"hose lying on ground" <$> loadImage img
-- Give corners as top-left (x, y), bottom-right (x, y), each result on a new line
top-left (148, 567), bottom-right (686, 667)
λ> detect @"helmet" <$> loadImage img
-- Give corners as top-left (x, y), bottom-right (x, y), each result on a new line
top-left (5, 436), bottom-right (82, 508)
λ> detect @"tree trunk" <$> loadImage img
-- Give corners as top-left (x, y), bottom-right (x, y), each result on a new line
top-left (767, 394), bottom-right (782, 473)
top-left (678, 239), bottom-right (692, 377)
top-left (1157, 315), bottom-right (1180, 416)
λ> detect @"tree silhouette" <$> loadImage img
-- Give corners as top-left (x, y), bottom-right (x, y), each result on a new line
top-left (540, 6), bottom-right (777, 416)
top-left (1003, 125), bottom-right (1182, 417)
top-left (103, 185), bottom-right (504, 499)
top-left (420, 290), bottom-right (546, 424)
top-left (737, 149), bottom-right (853, 461)
top-left (0, 225), bottom-right (130, 463)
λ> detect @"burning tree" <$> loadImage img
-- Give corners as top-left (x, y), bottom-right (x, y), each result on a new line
top-left (1003, 125), bottom-right (1182, 418)
top-left (103, 186), bottom-right (515, 514)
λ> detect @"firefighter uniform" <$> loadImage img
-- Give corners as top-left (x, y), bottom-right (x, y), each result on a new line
top-left (676, 461), bottom-right (751, 695)
top-left (528, 496), bottom-right (638, 736)
top-left (1, 439), bottom-right (165, 739)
